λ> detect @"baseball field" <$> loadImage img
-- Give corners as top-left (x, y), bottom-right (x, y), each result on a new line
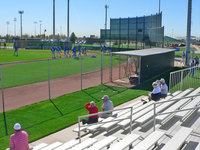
top-left (0, 47), bottom-right (182, 149)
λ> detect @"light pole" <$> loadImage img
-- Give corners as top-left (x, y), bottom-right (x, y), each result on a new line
top-left (6, 21), bottom-right (10, 36)
top-left (14, 18), bottom-right (17, 37)
top-left (105, 5), bottom-right (109, 45)
top-left (34, 21), bottom-right (37, 36)
top-left (67, 0), bottom-right (70, 40)
top-left (18, 11), bottom-right (24, 38)
top-left (159, 0), bottom-right (161, 13)
top-left (186, 0), bottom-right (192, 65)
top-left (53, 0), bottom-right (55, 42)
top-left (39, 20), bottom-right (42, 36)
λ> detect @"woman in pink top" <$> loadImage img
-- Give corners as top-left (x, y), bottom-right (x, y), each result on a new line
top-left (10, 123), bottom-right (29, 150)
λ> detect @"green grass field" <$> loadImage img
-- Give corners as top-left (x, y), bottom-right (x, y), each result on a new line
top-left (0, 67), bottom-right (181, 149)
top-left (0, 49), bottom-right (118, 88)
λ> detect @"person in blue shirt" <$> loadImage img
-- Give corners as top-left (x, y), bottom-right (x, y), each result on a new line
top-left (72, 46), bottom-right (76, 58)
top-left (14, 46), bottom-right (18, 56)
top-left (103, 45), bottom-right (106, 53)
top-left (51, 46), bottom-right (56, 59)
top-left (78, 45), bottom-right (81, 56)
top-left (64, 47), bottom-right (67, 57)
top-left (190, 60), bottom-right (195, 77)
top-left (56, 46), bottom-right (61, 58)
top-left (100, 45), bottom-right (103, 52)
top-left (108, 47), bottom-right (111, 53)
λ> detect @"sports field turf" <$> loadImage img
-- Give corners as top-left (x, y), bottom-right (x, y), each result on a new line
top-left (0, 67), bottom-right (181, 149)
top-left (0, 49), bottom-right (118, 88)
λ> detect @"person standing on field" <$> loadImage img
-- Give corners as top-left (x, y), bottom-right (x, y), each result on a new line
top-left (10, 123), bottom-right (29, 150)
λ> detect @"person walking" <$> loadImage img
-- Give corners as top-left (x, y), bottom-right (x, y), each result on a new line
top-left (10, 123), bottom-right (29, 150)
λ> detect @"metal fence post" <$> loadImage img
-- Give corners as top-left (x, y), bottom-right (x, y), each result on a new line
top-left (1, 64), bottom-right (8, 135)
top-left (101, 53), bottom-right (103, 85)
top-left (78, 116), bottom-right (81, 143)
top-left (169, 72), bottom-right (172, 93)
top-left (81, 55), bottom-right (83, 90)
top-left (153, 103), bottom-right (156, 131)
top-left (110, 53), bottom-right (112, 82)
top-left (180, 70), bottom-right (183, 91)
top-left (48, 59), bottom-right (51, 100)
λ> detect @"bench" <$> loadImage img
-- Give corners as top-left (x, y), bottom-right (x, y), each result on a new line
top-left (161, 127), bottom-right (193, 150)
top-left (33, 143), bottom-right (48, 150)
top-left (131, 130), bottom-right (165, 150)
top-left (134, 91), bottom-right (184, 125)
top-left (54, 139), bottom-right (79, 150)
top-left (70, 138), bottom-right (97, 150)
top-left (40, 142), bottom-right (62, 150)
top-left (108, 133), bottom-right (140, 150)
top-left (155, 88), bottom-right (196, 124)
top-left (86, 136), bottom-right (117, 150)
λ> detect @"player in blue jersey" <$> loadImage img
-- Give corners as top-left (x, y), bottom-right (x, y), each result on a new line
top-left (51, 46), bottom-right (56, 59)
top-left (103, 45), bottom-right (106, 53)
top-left (14, 46), bottom-right (18, 56)
top-left (78, 44), bottom-right (81, 56)
top-left (72, 46), bottom-right (76, 58)
top-left (56, 46), bottom-right (61, 58)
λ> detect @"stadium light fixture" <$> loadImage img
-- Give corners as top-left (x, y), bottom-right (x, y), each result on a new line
top-left (18, 10), bottom-right (24, 38)
top-left (39, 20), bottom-right (42, 36)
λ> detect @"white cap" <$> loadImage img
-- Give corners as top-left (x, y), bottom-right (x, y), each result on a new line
top-left (160, 78), bottom-right (165, 83)
top-left (14, 123), bottom-right (21, 130)
top-left (90, 101), bottom-right (95, 107)
top-left (102, 95), bottom-right (109, 100)
top-left (152, 82), bottom-right (158, 88)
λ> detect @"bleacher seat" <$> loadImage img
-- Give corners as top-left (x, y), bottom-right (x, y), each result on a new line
top-left (131, 130), bottom-right (165, 150)
top-left (70, 138), bottom-right (97, 150)
top-left (161, 127), bottom-right (193, 150)
top-left (54, 139), bottom-right (79, 150)
top-left (195, 143), bottom-right (200, 150)
top-left (40, 142), bottom-right (62, 150)
top-left (86, 136), bottom-right (117, 150)
top-left (108, 133), bottom-right (140, 150)
top-left (33, 143), bottom-right (48, 150)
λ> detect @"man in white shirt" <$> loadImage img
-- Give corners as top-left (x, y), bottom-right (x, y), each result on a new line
top-left (101, 95), bottom-right (114, 118)
top-left (160, 78), bottom-right (168, 98)
top-left (148, 82), bottom-right (161, 101)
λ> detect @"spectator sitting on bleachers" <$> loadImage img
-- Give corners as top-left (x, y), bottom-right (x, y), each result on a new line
top-left (82, 101), bottom-right (99, 125)
top-left (101, 95), bottom-right (114, 118)
top-left (148, 82), bottom-right (161, 101)
top-left (10, 123), bottom-right (29, 150)
top-left (160, 78), bottom-right (168, 98)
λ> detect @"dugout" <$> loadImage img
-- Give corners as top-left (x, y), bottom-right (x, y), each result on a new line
top-left (111, 48), bottom-right (175, 85)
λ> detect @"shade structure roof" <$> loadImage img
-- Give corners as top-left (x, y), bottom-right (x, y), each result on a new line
top-left (112, 48), bottom-right (176, 57)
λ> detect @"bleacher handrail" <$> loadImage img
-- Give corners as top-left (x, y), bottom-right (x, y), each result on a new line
top-left (77, 106), bottom-right (133, 143)
top-left (153, 94), bottom-right (200, 131)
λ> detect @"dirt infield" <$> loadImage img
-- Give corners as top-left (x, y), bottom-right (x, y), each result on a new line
top-left (0, 66), bottom-right (120, 112)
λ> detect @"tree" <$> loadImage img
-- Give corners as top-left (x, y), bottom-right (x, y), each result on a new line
top-left (70, 32), bottom-right (77, 43)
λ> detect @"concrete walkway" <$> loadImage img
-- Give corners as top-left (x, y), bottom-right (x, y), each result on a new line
top-left (29, 96), bottom-right (145, 147)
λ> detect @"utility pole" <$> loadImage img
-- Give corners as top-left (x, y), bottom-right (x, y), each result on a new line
top-left (67, 0), bottom-right (70, 41)
top-left (6, 21), bottom-right (10, 36)
top-left (18, 10), bottom-right (24, 38)
top-left (34, 21), bottom-right (37, 36)
top-left (39, 20), bottom-right (42, 36)
top-left (159, 0), bottom-right (161, 13)
top-left (14, 18), bottom-right (17, 37)
top-left (105, 4), bottom-right (109, 45)
top-left (53, 0), bottom-right (55, 42)
top-left (186, 0), bottom-right (192, 65)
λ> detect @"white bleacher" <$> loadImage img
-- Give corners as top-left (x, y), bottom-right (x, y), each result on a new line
top-left (86, 136), bottom-right (117, 150)
top-left (40, 142), bottom-right (62, 150)
top-left (118, 91), bottom-right (181, 128)
top-left (108, 133), bottom-right (140, 150)
top-left (131, 130), bottom-right (165, 150)
top-left (161, 127), bottom-right (193, 150)
top-left (33, 143), bottom-right (48, 150)
top-left (70, 138), bottom-right (97, 150)
top-left (54, 139), bottom-right (79, 150)
top-left (135, 89), bottom-right (192, 126)
top-left (155, 88), bottom-right (197, 123)
top-left (175, 87), bottom-right (200, 120)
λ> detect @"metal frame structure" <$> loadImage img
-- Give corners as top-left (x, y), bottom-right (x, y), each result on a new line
top-left (153, 94), bottom-right (200, 131)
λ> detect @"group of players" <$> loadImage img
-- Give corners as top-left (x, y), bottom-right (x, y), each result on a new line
top-left (50, 45), bottom-right (87, 59)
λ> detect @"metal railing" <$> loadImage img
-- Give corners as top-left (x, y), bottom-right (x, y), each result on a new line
top-left (169, 66), bottom-right (200, 93)
top-left (153, 94), bottom-right (200, 131)
top-left (77, 107), bottom-right (133, 143)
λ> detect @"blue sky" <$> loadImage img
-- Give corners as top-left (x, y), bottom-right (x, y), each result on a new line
top-left (0, 0), bottom-right (200, 38)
